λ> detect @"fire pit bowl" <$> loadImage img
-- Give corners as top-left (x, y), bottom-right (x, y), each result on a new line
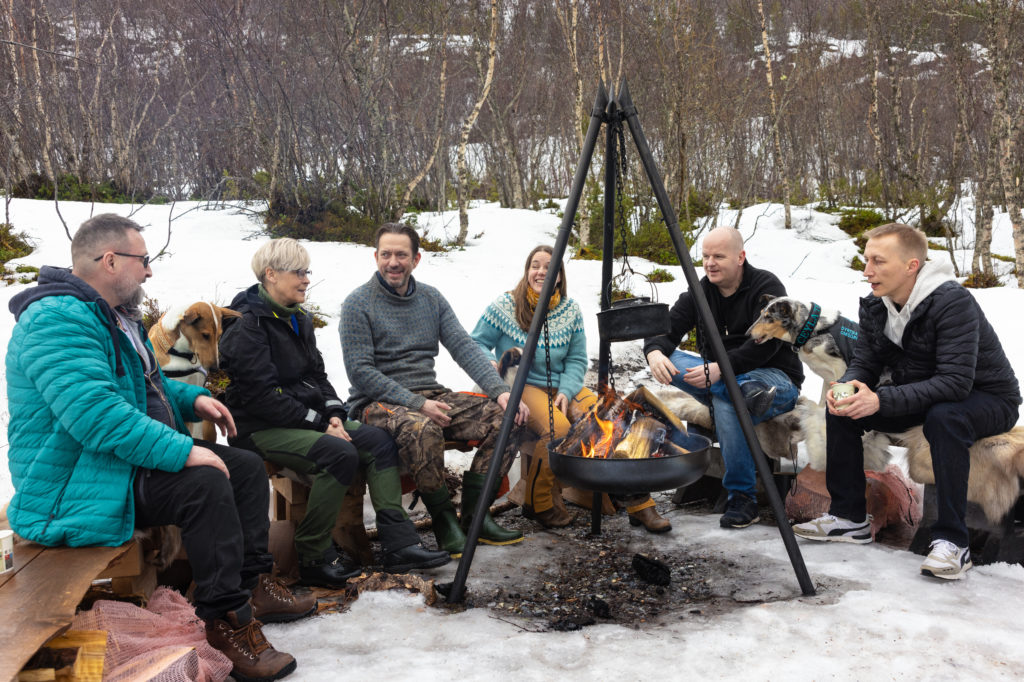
top-left (547, 430), bottom-right (712, 496)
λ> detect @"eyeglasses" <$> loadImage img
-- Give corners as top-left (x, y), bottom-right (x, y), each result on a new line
top-left (94, 252), bottom-right (151, 268)
top-left (287, 269), bottom-right (312, 278)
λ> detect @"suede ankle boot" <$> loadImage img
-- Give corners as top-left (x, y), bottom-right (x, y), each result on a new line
top-left (420, 487), bottom-right (467, 557)
top-left (250, 573), bottom-right (317, 623)
top-left (460, 471), bottom-right (524, 545)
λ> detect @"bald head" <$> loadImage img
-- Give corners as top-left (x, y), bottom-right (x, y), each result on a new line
top-left (701, 227), bottom-right (746, 296)
top-left (703, 227), bottom-right (744, 255)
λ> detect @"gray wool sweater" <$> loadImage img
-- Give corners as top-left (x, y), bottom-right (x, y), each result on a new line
top-left (340, 274), bottom-right (510, 418)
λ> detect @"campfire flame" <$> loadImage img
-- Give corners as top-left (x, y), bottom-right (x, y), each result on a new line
top-left (580, 413), bottom-right (619, 459)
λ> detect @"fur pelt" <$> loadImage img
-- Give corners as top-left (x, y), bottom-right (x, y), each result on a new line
top-left (897, 425), bottom-right (1024, 524)
top-left (650, 388), bottom-right (804, 461)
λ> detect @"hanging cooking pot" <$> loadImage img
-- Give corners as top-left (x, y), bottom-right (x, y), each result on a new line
top-left (597, 275), bottom-right (670, 342)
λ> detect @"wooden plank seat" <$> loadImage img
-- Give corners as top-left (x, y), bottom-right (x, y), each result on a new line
top-left (265, 439), bottom-right (513, 570)
top-left (1, 536), bottom-right (155, 682)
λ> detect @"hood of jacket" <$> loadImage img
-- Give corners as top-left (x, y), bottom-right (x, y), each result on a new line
top-left (9, 265), bottom-right (128, 376)
top-left (881, 259), bottom-right (956, 347)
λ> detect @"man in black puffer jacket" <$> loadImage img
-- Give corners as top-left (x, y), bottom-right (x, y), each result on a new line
top-left (794, 224), bottom-right (1021, 580)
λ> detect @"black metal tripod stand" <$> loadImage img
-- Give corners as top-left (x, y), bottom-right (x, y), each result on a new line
top-left (445, 81), bottom-right (816, 604)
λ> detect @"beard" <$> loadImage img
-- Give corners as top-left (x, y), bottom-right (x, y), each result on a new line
top-left (113, 274), bottom-right (146, 309)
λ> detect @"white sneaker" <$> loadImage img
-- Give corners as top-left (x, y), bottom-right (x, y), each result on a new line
top-left (792, 514), bottom-right (873, 544)
top-left (920, 540), bottom-right (973, 580)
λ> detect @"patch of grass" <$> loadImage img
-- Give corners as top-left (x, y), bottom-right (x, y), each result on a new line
top-left (573, 245), bottom-right (602, 261)
top-left (992, 253), bottom-right (1015, 263)
top-left (0, 223), bottom-right (33, 263)
top-left (304, 303), bottom-right (329, 329)
top-left (647, 268), bottom-right (675, 283)
top-left (205, 369), bottom-right (231, 400)
top-left (140, 296), bottom-right (165, 334)
top-left (927, 241), bottom-right (949, 251)
top-left (963, 271), bottom-right (1002, 289)
top-left (851, 255), bottom-right (865, 272)
top-left (14, 264), bottom-right (38, 273)
top-left (837, 208), bottom-right (886, 237)
top-left (265, 202), bottom-right (377, 245)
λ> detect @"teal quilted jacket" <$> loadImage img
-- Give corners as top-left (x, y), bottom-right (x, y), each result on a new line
top-left (6, 266), bottom-right (207, 546)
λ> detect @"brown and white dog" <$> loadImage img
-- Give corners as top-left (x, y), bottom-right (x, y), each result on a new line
top-left (148, 302), bottom-right (240, 441)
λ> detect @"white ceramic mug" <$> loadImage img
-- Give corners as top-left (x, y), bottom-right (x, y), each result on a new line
top-left (0, 529), bottom-right (14, 574)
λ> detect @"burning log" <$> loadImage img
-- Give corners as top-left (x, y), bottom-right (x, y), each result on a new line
top-left (554, 386), bottom-right (691, 460)
top-left (612, 416), bottom-right (665, 459)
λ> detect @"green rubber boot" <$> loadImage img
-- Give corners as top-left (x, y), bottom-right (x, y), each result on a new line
top-left (460, 471), bottom-right (524, 546)
top-left (420, 487), bottom-right (466, 558)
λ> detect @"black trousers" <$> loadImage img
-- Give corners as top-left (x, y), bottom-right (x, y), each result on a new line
top-left (826, 390), bottom-right (1019, 547)
top-left (133, 439), bottom-right (273, 622)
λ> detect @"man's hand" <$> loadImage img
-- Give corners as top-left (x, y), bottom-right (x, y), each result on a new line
top-left (193, 395), bottom-right (237, 439)
top-left (553, 392), bottom-right (570, 414)
top-left (646, 350), bottom-right (679, 385)
top-left (497, 392), bottom-right (529, 425)
top-left (325, 415), bottom-right (352, 442)
top-left (826, 380), bottom-right (880, 419)
top-left (420, 399), bottom-right (453, 427)
top-left (184, 444), bottom-right (230, 478)
top-left (683, 361), bottom-right (721, 388)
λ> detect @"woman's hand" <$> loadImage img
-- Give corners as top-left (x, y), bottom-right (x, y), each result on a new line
top-left (553, 393), bottom-right (569, 414)
top-left (325, 415), bottom-right (353, 441)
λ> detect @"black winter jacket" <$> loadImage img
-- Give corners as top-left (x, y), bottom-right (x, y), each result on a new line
top-left (219, 284), bottom-right (347, 439)
top-left (842, 281), bottom-right (1021, 417)
top-left (643, 261), bottom-right (804, 387)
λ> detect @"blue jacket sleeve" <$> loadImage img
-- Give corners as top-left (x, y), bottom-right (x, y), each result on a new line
top-left (469, 304), bottom-right (504, 361)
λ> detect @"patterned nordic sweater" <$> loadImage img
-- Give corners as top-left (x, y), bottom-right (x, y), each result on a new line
top-left (341, 274), bottom-right (510, 418)
top-left (470, 293), bottom-right (588, 400)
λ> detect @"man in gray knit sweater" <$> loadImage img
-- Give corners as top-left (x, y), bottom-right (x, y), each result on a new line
top-left (341, 223), bottom-right (529, 556)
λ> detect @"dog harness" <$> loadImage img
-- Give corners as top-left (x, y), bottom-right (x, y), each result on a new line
top-left (791, 302), bottom-right (821, 350)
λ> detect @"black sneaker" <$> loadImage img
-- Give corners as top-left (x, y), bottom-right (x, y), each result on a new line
top-left (719, 493), bottom-right (760, 528)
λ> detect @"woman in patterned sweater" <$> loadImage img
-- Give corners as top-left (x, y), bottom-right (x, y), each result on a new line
top-left (470, 246), bottom-right (669, 532)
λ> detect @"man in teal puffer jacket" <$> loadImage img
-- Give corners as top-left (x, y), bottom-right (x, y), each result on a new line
top-left (6, 214), bottom-right (301, 682)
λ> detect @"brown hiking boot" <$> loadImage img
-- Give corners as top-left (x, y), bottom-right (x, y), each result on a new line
top-left (628, 505), bottom-right (672, 533)
top-left (522, 502), bottom-right (572, 528)
top-left (205, 607), bottom-right (297, 682)
top-left (251, 573), bottom-right (317, 623)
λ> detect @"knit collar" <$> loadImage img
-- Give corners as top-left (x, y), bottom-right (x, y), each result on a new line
top-left (258, 283), bottom-right (304, 318)
top-left (375, 271), bottom-right (417, 297)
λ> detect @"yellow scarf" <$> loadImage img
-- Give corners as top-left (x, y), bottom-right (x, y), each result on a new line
top-left (526, 287), bottom-right (561, 312)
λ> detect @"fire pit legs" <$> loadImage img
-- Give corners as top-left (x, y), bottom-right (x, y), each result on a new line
top-left (591, 492), bottom-right (602, 535)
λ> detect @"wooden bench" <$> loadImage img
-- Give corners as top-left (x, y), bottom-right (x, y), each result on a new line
top-left (1, 536), bottom-right (153, 682)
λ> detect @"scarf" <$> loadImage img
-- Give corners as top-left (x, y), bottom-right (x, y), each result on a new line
top-left (526, 287), bottom-right (561, 313)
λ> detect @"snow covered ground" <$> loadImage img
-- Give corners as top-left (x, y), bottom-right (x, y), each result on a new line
top-left (2, 197), bottom-right (1023, 680)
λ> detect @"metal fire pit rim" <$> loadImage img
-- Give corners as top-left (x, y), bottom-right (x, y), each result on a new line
top-left (547, 432), bottom-right (712, 496)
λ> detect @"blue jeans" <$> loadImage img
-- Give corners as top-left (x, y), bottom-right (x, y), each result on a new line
top-left (667, 350), bottom-right (800, 498)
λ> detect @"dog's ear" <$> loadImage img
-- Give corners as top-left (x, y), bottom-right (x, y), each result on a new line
top-left (182, 308), bottom-right (201, 326)
top-left (218, 306), bottom-right (243, 320)
top-left (758, 294), bottom-right (776, 310)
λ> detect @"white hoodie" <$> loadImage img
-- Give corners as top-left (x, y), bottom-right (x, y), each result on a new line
top-left (881, 259), bottom-right (957, 347)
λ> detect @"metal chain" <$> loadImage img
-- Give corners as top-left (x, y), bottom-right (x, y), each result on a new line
top-left (694, 315), bottom-right (716, 433)
top-left (544, 317), bottom-right (556, 439)
top-left (614, 120), bottom-right (634, 279)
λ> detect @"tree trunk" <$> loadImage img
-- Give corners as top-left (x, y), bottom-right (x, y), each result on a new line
top-left (757, 0), bottom-right (791, 229)
top-left (455, 0), bottom-right (498, 246)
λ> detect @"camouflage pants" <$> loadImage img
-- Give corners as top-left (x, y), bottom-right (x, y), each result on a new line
top-left (360, 389), bottom-right (523, 494)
